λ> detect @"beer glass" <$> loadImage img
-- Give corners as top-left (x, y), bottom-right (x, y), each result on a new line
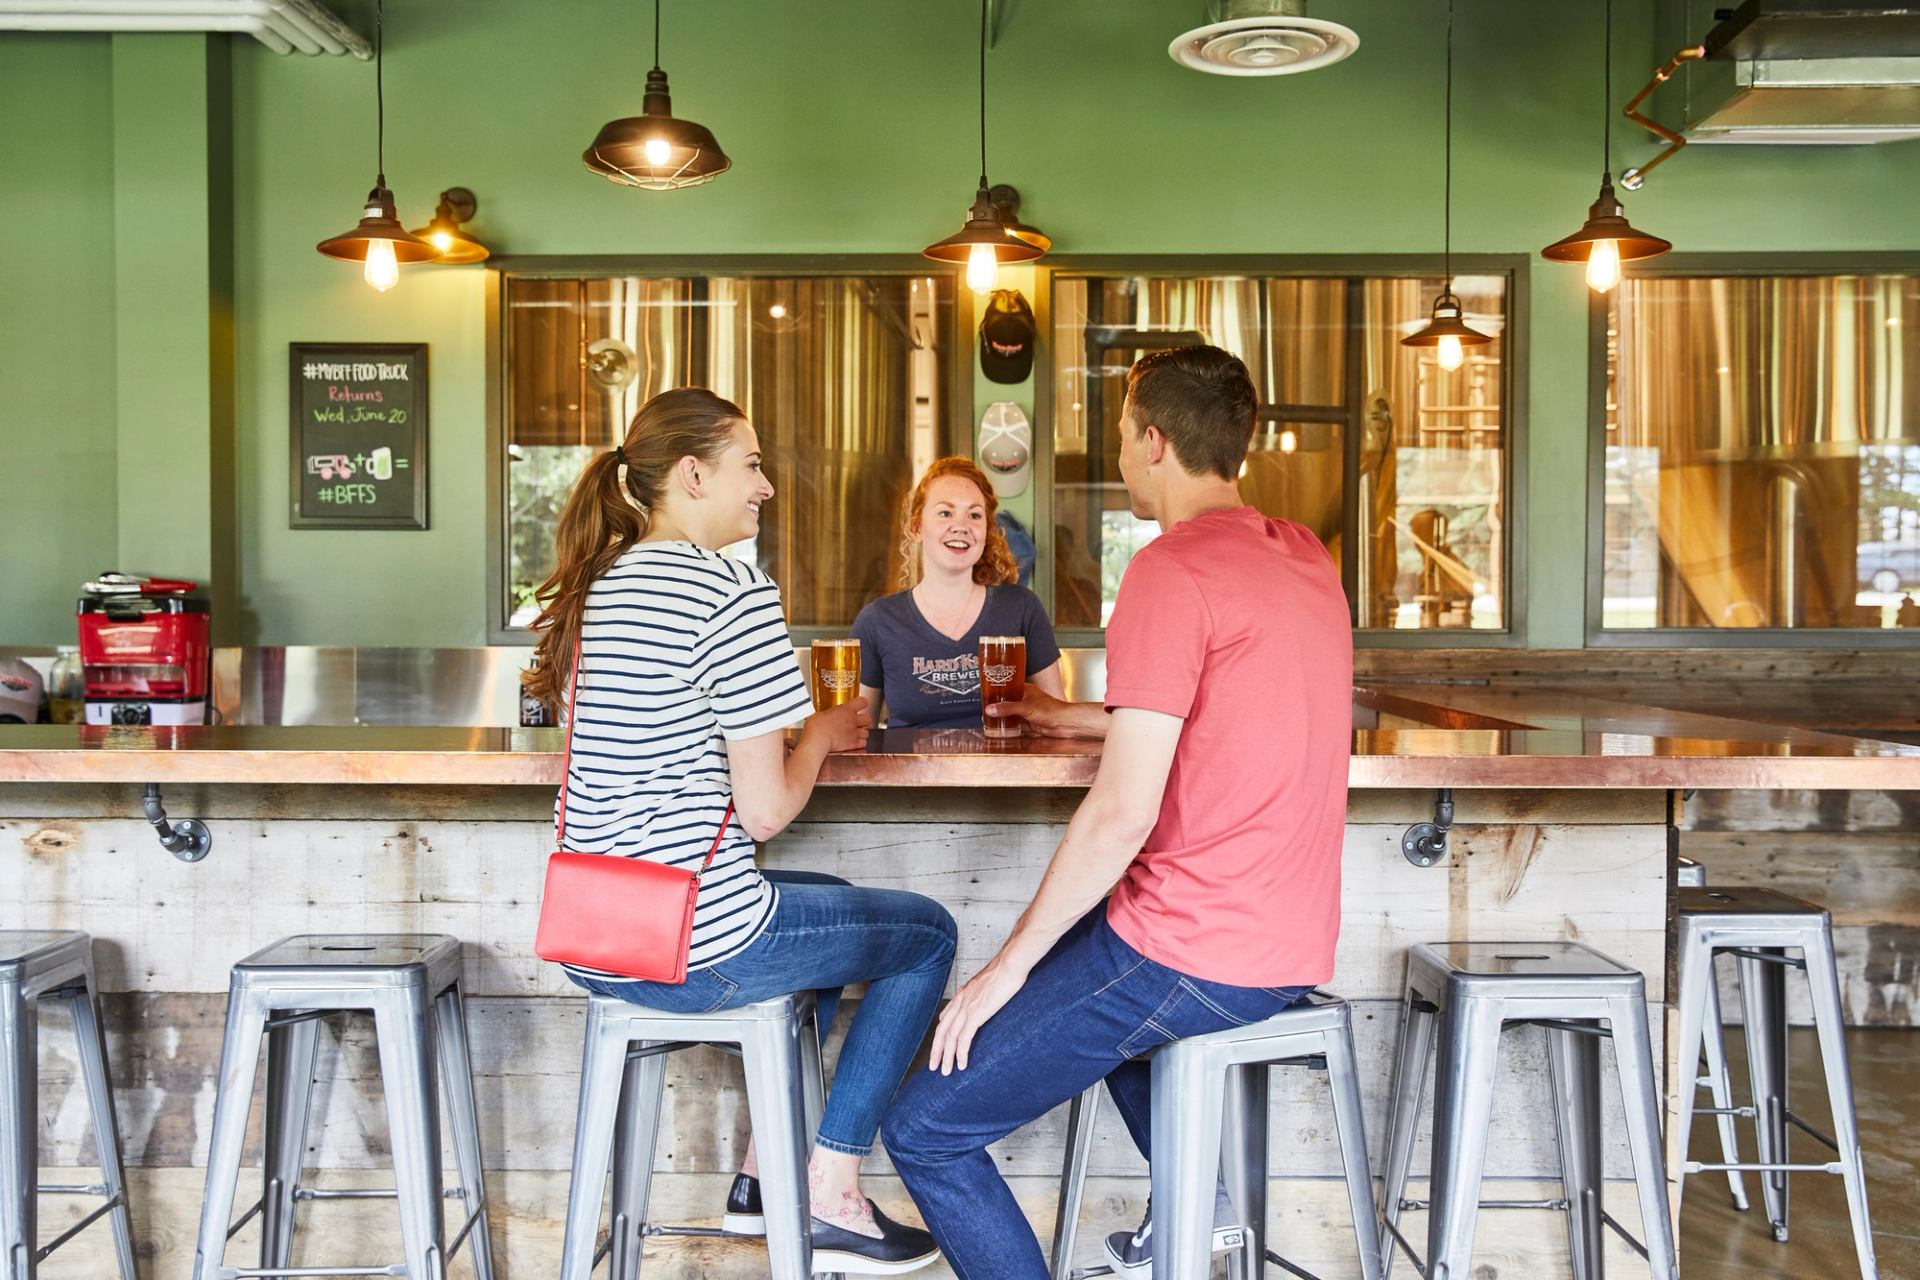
top-left (809, 638), bottom-right (862, 711)
top-left (978, 635), bottom-right (1026, 738)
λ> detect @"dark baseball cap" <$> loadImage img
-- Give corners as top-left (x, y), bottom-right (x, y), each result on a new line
top-left (980, 288), bottom-right (1035, 384)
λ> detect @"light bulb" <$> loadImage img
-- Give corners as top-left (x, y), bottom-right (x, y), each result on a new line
top-left (431, 230), bottom-right (453, 253)
top-left (768, 303), bottom-right (787, 319)
top-left (643, 137), bottom-right (673, 167)
top-left (1279, 428), bottom-right (1298, 454)
top-left (363, 238), bottom-right (400, 292)
top-left (966, 243), bottom-right (998, 294)
top-left (1585, 239), bottom-right (1621, 293)
top-left (1437, 334), bottom-right (1464, 371)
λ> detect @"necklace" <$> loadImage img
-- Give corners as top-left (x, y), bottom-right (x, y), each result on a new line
top-left (916, 581), bottom-right (983, 641)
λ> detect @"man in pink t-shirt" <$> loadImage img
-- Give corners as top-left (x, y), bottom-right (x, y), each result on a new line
top-left (885, 346), bottom-right (1353, 1279)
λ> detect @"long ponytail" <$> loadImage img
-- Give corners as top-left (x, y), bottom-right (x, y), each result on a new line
top-left (523, 387), bottom-right (746, 711)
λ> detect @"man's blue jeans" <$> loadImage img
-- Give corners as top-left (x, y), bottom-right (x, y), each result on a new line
top-left (883, 908), bottom-right (1308, 1279)
top-left (571, 870), bottom-right (957, 1157)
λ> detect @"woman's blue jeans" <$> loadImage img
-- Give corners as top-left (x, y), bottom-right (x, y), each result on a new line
top-left (569, 870), bottom-right (957, 1157)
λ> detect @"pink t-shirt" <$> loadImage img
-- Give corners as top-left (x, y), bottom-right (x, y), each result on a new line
top-left (1103, 506), bottom-right (1352, 987)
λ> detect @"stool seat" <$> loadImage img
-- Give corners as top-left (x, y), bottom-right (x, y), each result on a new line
top-left (1678, 886), bottom-right (1826, 918)
top-left (0, 930), bottom-right (94, 1001)
top-left (234, 933), bottom-right (461, 990)
top-left (1411, 940), bottom-right (1644, 999)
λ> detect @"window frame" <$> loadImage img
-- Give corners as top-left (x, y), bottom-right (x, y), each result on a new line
top-left (484, 255), bottom-right (974, 644)
top-left (1584, 251), bottom-right (1920, 649)
top-left (1033, 255), bottom-right (1531, 649)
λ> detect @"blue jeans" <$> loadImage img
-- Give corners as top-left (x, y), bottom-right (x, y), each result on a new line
top-left (570, 870), bottom-right (957, 1156)
top-left (883, 908), bottom-right (1308, 1279)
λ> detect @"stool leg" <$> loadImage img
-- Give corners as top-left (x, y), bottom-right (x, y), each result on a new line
top-left (192, 984), bottom-right (269, 1280)
top-left (561, 1005), bottom-right (630, 1280)
top-left (1221, 1063), bottom-right (1268, 1280)
top-left (1544, 1024), bottom-right (1604, 1280)
top-left (432, 984), bottom-right (495, 1280)
top-left (795, 1002), bottom-right (843, 1280)
top-left (1048, 1083), bottom-right (1102, 1280)
top-left (607, 1045), bottom-right (666, 1280)
top-left (1671, 925), bottom-right (1712, 1230)
top-left (1377, 991), bottom-right (1436, 1278)
top-left (260, 1013), bottom-right (319, 1273)
top-left (64, 976), bottom-right (138, 1280)
top-left (1607, 995), bottom-right (1678, 1280)
top-left (432, 990), bottom-right (495, 1280)
top-left (1736, 948), bottom-right (1791, 1242)
top-left (740, 1017), bottom-right (814, 1280)
top-left (1699, 958), bottom-right (1750, 1212)
top-left (1803, 930), bottom-right (1880, 1280)
top-left (1425, 996), bottom-right (1503, 1280)
top-left (1149, 1043), bottom-right (1226, 1280)
top-left (371, 988), bottom-right (445, 1280)
top-left (1323, 1016), bottom-right (1385, 1280)
top-left (1, 984), bottom-right (36, 1280)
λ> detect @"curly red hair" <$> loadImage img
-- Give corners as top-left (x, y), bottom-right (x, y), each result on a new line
top-left (897, 456), bottom-right (1020, 590)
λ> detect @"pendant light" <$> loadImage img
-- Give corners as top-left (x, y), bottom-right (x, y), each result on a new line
top-left (315, 0), bottom-right (437, 292)
top-left (923, 0), bottom-right (1046, 294)
top-left (583, 0), bottom-right (730, 190)
top-left (1541, 0), bottom-right (1670, 292)
top-left (409, 187), bottom-right (490, 265)
top-left (1403, 0), bottom-right (1490, 372)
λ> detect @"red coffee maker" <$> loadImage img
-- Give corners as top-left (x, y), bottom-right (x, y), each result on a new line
top-left (77, 573), bottom-right (212, 726)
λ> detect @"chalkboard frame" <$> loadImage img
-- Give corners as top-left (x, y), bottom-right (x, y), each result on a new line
top-left (288, 341), bottom-right (430, 530)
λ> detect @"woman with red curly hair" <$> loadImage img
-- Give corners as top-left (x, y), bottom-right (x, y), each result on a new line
top-left (850, 457), bottom-right (1064, 728)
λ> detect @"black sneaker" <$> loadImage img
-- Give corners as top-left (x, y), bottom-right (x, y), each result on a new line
top-left (810, 1200), bottom-right (941, 1275)
top-left (1101, 1185), bottom-right (1244, 1280)
top-left (722, 1173), bottom-right (765, 1236)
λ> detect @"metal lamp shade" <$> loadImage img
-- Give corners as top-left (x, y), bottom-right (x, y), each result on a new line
top-left (922, 185), bottom-right (1045, 265)
top-left (1402, 291), bottom-right (1492, 349)
top-left (1540, 178), bottom-right (1671, 263)
top-left (583, 69), bottom-right (730, 190)
top-left (317, 183), bottom-right (440, 263)
top-left (408, 219), bottom-right (490, 264)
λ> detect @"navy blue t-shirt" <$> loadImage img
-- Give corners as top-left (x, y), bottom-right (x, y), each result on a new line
top-left (849, 584), bottom-right (1062, 728)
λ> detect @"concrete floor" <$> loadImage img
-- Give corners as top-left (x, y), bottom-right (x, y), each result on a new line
top-left (1679, 1027), bottom-right (1916, 1279)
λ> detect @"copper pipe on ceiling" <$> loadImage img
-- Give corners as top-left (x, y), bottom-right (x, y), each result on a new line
top-left (1620, 45), bottom-right (1707, 190)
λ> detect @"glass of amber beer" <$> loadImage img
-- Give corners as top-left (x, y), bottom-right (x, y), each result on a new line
top-left (978, 635), bottom-right (1026, 739)
top-left (809, 638), bottom-right (861, 711)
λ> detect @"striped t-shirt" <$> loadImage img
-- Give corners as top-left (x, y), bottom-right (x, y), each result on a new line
top-left (558, 541), bottom-right (814, 972)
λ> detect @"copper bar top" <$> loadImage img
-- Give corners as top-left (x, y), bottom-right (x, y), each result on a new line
top-left (2, 689), bottom-right (1917, 789)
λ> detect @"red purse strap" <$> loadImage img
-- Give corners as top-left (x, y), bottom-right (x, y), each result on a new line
top-left (555, 628), bottom-right (735, 879)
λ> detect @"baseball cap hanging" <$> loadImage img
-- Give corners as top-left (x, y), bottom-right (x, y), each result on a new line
top-left (980, 288), bottom-right (1035, 384)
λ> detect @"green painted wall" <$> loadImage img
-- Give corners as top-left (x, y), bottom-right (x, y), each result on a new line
top-left (5, 1), bottom-right (1918, 646)
top-left (1, 37), bottom-right (120, 639)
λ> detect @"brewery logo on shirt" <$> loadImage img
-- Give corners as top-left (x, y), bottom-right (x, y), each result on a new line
top-left (911, 653), bottom-right (979, 697)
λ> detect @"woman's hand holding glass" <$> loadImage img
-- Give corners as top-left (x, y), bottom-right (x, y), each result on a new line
top-left (803, 695), bottom-right (872, 753)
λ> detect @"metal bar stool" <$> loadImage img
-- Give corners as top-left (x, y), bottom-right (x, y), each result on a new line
top-left (191, 935), bottom-right (494, 1280)
top-left (1377, 942), bottom-right (1676, 1280)
top-left (560, 989), bottom-right (838, 1280)
top-left (1049, 993), bottom-right (1383, 1280)
top-left (1674, 885), bottom-right (1878, 1278)
top-left (1673, 857), bottom-right (1749, 1214)
top-left (2, 931), bottom-right (138, 1280)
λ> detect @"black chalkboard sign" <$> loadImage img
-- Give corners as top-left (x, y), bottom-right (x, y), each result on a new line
top-left (289, 342), bottom-right (428, 529)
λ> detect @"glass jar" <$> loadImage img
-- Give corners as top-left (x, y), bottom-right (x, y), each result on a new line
top-left (48, 647), bottom-right (84, 724)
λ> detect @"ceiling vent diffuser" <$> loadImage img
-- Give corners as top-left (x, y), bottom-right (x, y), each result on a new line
top-left (1168, 0), bottom-right (1360, 77)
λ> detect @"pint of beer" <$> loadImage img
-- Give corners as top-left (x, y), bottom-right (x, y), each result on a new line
top-left (978, 635), bottom-right (1026, 738)
top-left (809, 638), bottom-right (862, 711)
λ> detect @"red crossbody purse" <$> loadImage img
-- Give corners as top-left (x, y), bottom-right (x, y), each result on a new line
top-left (532, 636), bottom-right (733, 984)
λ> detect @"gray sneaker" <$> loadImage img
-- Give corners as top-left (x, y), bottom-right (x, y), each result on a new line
top-left (1101, 1184), bottom-right (1244, 1279)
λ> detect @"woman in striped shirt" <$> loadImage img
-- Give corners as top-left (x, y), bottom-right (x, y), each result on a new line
top-left (526, 388), bottom-right (954, 1274)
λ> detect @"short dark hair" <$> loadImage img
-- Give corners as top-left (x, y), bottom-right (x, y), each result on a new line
top-left (1122, 345), bottom-right (1258, 480)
